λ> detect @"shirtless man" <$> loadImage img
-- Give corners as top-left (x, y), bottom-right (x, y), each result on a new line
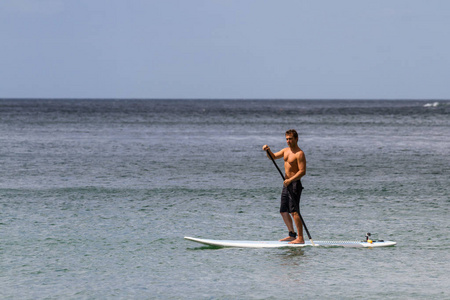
top-left (262, 129), bottom-right (306, 244)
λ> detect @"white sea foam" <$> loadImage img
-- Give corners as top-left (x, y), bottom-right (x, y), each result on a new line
top-left (423, 101), bottom-right (439, 107)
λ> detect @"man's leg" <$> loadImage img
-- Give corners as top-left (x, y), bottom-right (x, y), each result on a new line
top-left (288, 212), bottom-right (305, 244)
top-left (279, 212), bottom-right (296, 241)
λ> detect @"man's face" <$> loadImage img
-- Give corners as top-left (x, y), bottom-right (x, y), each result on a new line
top-left (286, 134), bottom-right (297, 147)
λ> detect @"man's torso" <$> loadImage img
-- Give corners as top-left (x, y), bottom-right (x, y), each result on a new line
top-left (283, 147), bottom-right (302, 180)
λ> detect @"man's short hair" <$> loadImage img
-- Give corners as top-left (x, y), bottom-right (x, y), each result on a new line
top-left (285, 129), bottom-right (298, 139)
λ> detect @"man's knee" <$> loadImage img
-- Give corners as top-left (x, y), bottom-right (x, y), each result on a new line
top-left (290, 212), bottom-right (300, 219)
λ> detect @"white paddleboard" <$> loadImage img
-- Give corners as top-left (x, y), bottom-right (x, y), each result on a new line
top-left (185, 236), bottom-right (396, 248)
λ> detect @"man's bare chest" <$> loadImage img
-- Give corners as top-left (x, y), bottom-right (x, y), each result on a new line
top-left (284, 152), bottom-right (298, 166)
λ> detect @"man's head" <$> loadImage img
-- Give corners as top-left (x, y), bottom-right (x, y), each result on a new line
top-left (285, 129), bottom-right (298, 139)
top-left (285, 129), bottom-right (298, 148)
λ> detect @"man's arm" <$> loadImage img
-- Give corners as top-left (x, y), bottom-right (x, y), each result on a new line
top-left (262, 145), bottom-right (284, 160)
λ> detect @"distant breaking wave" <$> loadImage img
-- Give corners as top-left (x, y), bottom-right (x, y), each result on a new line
top-left (423, 102), bottom-right (439, 107)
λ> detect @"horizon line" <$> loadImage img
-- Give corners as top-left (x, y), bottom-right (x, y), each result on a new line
top-left (0, 98), bottom-right (448, 101)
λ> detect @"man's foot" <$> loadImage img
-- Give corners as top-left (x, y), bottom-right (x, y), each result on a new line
top-left (280, 231), bottom-right (297, 242)
top-left (279, 236), bottom-right (296, 242)
top-left (288, 238), bottom-right (305, 244)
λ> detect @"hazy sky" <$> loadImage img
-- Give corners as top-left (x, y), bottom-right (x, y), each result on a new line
top-left (1, 0), bottom-right (449, 99)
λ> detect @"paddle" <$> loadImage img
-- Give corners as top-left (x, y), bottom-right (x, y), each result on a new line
top-left (266, 149), bottom-right (315, 246)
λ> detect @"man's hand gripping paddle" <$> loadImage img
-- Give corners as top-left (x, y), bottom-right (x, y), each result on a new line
top-left (265, 149), bottom-right (315, 246)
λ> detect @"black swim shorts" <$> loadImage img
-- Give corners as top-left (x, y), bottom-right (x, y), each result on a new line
top-left (280, 180), bottom-right (303, 213)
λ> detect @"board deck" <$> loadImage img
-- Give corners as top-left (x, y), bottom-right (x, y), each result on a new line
top-left (185, 236), bottom-right (396, 248)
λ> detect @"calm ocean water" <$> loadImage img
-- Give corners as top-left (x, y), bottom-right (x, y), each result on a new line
top-left (1, 99), bottom-right (449, 299)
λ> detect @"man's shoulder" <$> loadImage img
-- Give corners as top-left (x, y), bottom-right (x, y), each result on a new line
top-left (297, 149), bottom-right (306, 161)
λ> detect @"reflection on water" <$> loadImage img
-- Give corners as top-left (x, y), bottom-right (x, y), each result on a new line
top-left (187, 245), bottom-right (223, 251)
top-left (276, 248), bottom-right (306, 266)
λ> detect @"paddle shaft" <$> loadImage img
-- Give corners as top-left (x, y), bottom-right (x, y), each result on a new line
top-left (266, 150), bottom-right (314, 243)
